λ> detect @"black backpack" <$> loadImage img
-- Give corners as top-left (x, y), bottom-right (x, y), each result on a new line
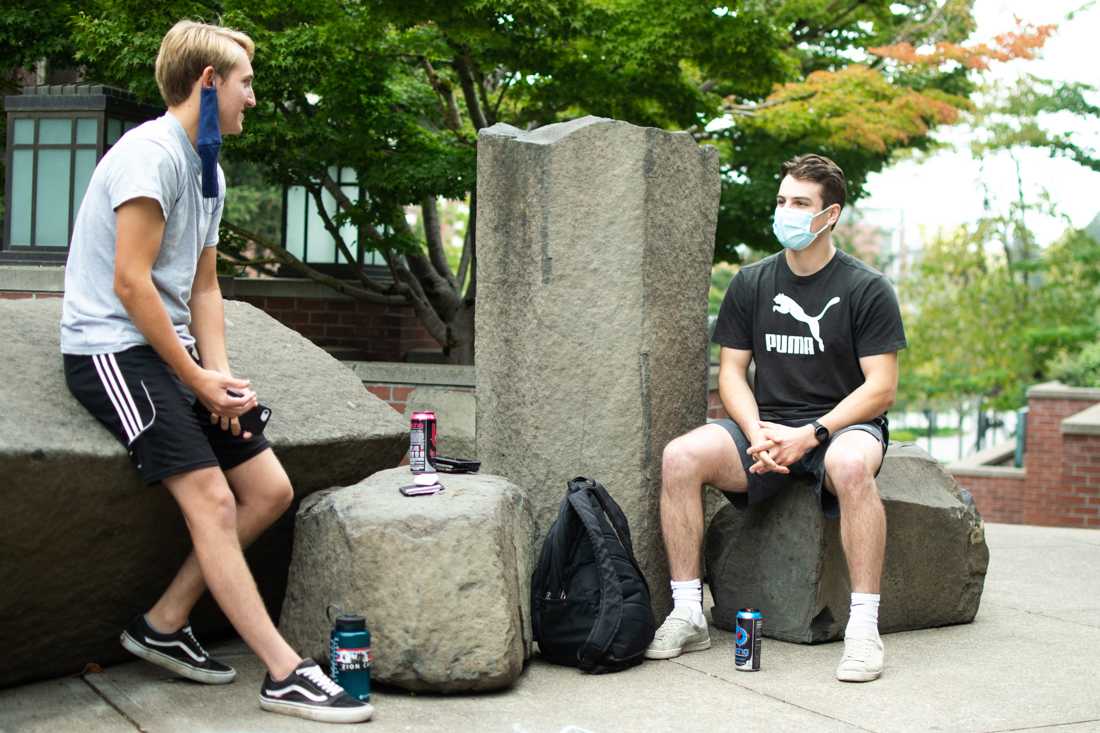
top-left (531, 477), bottom-right (656, 672)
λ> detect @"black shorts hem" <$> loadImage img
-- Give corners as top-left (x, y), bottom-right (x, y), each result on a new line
top-left (143, 458), bottom-right (222, 486)
top-left (218, 438), bottom-right (271, 472)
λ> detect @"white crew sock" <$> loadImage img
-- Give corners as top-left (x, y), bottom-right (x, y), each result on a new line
top-left (846, 592), bottom-right (880, 638)
top-left (671, 579), bottom-right (705, 627)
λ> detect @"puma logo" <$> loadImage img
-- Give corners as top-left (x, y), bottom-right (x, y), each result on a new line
top-left (771, 293), bottom-right (840, 352)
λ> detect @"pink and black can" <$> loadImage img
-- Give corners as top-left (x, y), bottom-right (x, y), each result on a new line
top-left (409, 410), bottom-right (438, 473)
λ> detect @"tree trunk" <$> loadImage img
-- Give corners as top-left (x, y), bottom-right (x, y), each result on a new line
top-left (443, 299), bottom-right (475, 365)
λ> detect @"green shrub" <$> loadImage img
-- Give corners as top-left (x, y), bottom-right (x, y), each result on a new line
top-left (1051, 340), bottom-right (1100, 388)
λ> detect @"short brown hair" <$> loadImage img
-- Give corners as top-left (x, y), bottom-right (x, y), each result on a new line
top-left (155, 20), bottom-right (254, 107)
top-left (779, 154), bottom-right (847, 211)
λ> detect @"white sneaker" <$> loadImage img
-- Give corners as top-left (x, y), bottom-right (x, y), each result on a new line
top-left (644, 607), bottom-right (711, 660)
top-left (836, 633), bottom-right (884, 682)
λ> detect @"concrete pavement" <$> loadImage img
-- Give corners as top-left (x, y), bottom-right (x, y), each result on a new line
top-left (2, 522), bottom-right (1099, 733)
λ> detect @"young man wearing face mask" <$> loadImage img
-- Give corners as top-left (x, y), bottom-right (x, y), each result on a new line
top-left (59, 20), bottom-right (372, 723)
top-left (646, 154), bottom-right (907, 682)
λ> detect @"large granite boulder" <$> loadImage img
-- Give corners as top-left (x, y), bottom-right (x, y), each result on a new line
top-left (279, 467), bottom-right (534, 692)
top-left (0, 298), bottom-right (407, 687)
top-left (705, 443), bottom-right (990, 642)
top-left (476, 116), bottom-right (719, 617)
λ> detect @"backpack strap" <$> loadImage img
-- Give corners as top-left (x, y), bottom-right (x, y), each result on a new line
top-left (567, 488), bottom-right (624, 671)
top-left (574, 478), bottom-right (652, 599)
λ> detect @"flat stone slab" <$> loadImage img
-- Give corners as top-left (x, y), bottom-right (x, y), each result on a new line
top-left (705, 443), bottom-right (990, 642)
top-left (279, 467), bottom-right (534, 692)
top-left (0, 298), bottom-right (407, 687)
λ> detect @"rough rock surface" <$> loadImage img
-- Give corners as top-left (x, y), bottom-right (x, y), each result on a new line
top-left (705, 444), bottom-right (990, 642)
top-left (475, 116), bottom-right (719, 616)
top-left (0, 298), bottom-right (407, 687)
top-left (279, 467), bottom-right (534, 692)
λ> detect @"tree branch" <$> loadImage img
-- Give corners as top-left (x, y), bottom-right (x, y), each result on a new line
top-left (421, 196), bottom-right (457, 288)
top-left (450, 46), bottom-right (489, 130)
top-left (492, 71), bottom-right (519, 120)
top-left (221, 220), bottom-right (408, 306)
top-left (306, 185), bottom-right (396, 295)
top-left (420, 56), bottom-right (463, 131)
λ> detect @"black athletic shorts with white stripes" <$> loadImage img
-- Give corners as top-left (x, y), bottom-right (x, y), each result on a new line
top-left (63, 345), bottom-right (270, 485)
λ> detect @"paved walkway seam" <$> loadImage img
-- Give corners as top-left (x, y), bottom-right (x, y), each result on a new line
top-left (668, 658), bottom-right (877, 732)
top-left (81, 675), bottom-right (146, 732)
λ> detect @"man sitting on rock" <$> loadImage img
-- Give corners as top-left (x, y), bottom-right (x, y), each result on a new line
top-left (646, 154), bottom-right (907, 682)
top-left (59, 20), bottom-right (372, 723)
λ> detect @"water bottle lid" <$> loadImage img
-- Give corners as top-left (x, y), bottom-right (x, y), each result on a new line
top-left (333, 613), bottom-right (366, 631)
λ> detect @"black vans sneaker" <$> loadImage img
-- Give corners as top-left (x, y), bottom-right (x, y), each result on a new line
top-left (120, 615), bottom-right (236, 684)
top-left (260, 658), bottom-right (374, 723)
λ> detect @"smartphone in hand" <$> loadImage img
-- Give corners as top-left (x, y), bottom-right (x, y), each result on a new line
top-left (238, 404), bottom-right (272, 435)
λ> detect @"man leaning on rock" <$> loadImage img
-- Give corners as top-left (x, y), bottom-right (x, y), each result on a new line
top-left (647, 154), bottom-right (907, 682)
top-left (58, 20), bottom-right (372, 723)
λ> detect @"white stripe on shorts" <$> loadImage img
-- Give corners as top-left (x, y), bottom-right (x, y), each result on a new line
top-left (92, 354), bottom-right (139, 442)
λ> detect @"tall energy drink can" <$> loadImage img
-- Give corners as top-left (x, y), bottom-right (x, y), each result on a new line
top-left (409, 410), bottom-right (438, 473)
top-left (735, 608), bottom-right (763, 671)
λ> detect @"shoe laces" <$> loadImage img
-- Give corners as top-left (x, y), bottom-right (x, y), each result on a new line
top-left (654, 613), bottom-right (696, 641)
top-left (181, 626), bottom-right (209, 659)
top-left (300, 664), bottom-right (344, 697)
top-left (843, 636), bottom-right (879, 662)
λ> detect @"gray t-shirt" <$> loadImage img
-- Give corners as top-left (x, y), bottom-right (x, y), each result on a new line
top-left (60, 113), bottom-right (224, 354)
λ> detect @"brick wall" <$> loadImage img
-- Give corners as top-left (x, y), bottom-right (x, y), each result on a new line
top-left (951, 385), bottom-right (1100, 529)
top-left (231, 294), bottom-right (438, 362)
top-left (953, 472), bottom-right (1028, 525)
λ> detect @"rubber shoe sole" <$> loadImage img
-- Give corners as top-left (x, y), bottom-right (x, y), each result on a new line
top-left (644, 637), bottom-right (711, 660)
top-left (120, 631), bottom-right (236, 685)
top-left (260, 697), bottom-right (375, 723)
top-left (836, 666), bottom-right (882, 683)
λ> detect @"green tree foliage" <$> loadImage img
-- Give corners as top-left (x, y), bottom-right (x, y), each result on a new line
top-left (2, 0), bottom-right (1054, 362)
top-left (899, 223), bottom-right (1100, 411)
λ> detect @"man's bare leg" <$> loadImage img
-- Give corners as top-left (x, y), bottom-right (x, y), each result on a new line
top-left (824, 429), bottom-right (887, 682)
top-left (162, 464), bottom-right (300, 680)
top-left (824, 431), bottom-right (886, 594)
top-left (147, 450), bottom-right (293, 633)
top-left (660, 424), bottom-right (748, 580)
top-left (648, 424), bottom-right (748, 659)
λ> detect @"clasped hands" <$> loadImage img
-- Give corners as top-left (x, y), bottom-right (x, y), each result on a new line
top-left (746, 421), bottom-right (818, 475)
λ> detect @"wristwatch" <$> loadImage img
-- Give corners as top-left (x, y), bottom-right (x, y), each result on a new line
top-left (811, 420), bottom-right (830, 444)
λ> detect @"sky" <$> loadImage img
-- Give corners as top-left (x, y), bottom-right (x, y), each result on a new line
top-left (856, 0), bottom-right (1100, 248)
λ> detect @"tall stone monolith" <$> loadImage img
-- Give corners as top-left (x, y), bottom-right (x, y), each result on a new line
top-left (476, 116), bottom-right (720, 616)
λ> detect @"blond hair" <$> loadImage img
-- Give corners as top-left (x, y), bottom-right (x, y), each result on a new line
top-left (155, 20), bottom-right (254, 107)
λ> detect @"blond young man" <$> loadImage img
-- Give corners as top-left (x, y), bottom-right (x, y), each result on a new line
top-left (60, 20), bottom-right (372, 723)
top-left (646, 154), bottom-right (906, 682)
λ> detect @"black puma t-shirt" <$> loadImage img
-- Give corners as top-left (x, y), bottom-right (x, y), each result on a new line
top-left (711, 249), bottom-right (907, 422)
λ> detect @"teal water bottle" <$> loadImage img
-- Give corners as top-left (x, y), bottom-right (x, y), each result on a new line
top-left (329, 612), bottom-right (371, 701)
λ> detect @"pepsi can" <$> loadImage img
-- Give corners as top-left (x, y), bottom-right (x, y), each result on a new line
top-left (735, 608), bottom-right (763, 671)
top-left (409, 410), bottom-right (438, 473)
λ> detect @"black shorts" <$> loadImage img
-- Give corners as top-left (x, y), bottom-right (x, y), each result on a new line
top-left (714, 417), bottom-right (888, 519)
top-left (63, 345), bottom-right (270, 485)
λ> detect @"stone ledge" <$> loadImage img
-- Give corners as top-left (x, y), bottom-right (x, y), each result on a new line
top-left (1027, 381), bottom-right (1100, 402)
top-left (1062, 403), bottom-right (1100, 436)
top-left (349, 360), bottom-right (476, 388)
top-left (947, 440), bottom-right (1024, 478)
top-left (0, 265), bottom-right (64, 292)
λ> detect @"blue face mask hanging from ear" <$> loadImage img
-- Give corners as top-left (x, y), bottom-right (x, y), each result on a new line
top-left (198, 82), bottom-right (221, 199)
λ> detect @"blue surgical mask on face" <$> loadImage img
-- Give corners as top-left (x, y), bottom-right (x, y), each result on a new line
top-left (198, 82), bottom-right (221, 200)
top-left (772, 205), bottom-right (834, 251)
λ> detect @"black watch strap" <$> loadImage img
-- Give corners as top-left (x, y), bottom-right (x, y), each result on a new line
top-left (812, 420), bottom-right (830, 443)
